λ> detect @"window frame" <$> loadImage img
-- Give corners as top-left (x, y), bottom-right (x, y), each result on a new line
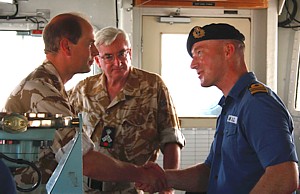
top-left (287, 30), bottom-right (300, 116)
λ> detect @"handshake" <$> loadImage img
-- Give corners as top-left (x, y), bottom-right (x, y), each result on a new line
top-left (135, 162), bottom-right (172, 194)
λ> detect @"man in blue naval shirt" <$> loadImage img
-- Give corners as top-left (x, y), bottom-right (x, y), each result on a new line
top-left (136, 23), bottom-right (299, 194)
top-left (0, 159), bottom-right (17, 194)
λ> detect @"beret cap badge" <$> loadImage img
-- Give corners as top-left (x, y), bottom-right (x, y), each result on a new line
top-left (192, 26), bottom-right (205, 39)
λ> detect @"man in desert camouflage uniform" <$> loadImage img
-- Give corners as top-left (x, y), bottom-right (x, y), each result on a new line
top-left (68, 26), bottom-right (186, 193)
top-left (3, 13), bottom-right (168, 194)
top-left (3, 12), bottom-right (98, 193)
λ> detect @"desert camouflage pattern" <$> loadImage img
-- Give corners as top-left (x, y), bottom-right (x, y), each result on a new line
top-left (4, 61), bottom-right (74, 115)
top-left (2, 61), bottom-right (76, 193)
top-left (69, 66), bottom-right (186, 193)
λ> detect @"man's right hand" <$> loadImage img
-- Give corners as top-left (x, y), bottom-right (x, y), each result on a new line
top-left (136, 162), bottom-right (168, 193)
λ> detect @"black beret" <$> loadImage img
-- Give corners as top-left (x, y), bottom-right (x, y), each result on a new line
top-left (186, 23), bottom-right (245, 57)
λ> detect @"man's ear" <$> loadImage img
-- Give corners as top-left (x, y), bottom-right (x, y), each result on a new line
top-left (94, 55), bottom-right (102, 68)
top-left (224, 43), bottom-right (235, 58)
top-left (60, 38), bottom-right (71, 56)
top-left (128, 48), bottom-right (132, 60)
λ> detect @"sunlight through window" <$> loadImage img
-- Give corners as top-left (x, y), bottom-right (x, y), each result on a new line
top-left (0, 31), bottom-right (44, 109)
top-left (0, 31), bottom-right (94, 109)
top-left (161, 34), bottom-right (222, 117)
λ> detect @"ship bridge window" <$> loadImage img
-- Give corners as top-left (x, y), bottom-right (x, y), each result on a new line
top-left (0, 30), bottom-right (95, 109)
top-left (288, 30), bottom-right (300, 115)
top-left (141, 16), bottom-right (250, 120)
top-left (161, 34), bottom-right (222, 117)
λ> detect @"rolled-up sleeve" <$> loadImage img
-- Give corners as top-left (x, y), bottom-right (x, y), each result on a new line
top-left (157, 77), bottom-right (186, 152)
top-left (160, 127), bottom-right (185, 152)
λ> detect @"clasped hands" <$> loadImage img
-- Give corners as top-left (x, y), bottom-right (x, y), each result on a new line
top-left (135, 162), bottom-right (172, 194)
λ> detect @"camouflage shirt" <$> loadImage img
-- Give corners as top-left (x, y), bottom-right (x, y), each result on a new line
top-left (4, 61), bottom-right (74, 116)
top-left (3, 61), bottom-right (76, 189)
top-left (69, 66), bottom-right (185, 193)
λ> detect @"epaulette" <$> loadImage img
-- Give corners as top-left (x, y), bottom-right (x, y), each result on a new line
top-left (248, 83), bottom-right (268, 95)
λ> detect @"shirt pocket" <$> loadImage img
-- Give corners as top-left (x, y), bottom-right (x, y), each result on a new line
top-left (121, 114), bottom-right (158, 162)
top-left (222, 125), bottom-right (238, 159)
top-left (121, 113), bottom-right (157, 143)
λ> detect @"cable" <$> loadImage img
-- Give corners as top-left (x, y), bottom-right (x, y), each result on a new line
top-left (115, 0), bottom-right (119, 28)
top-left (0, 1), bottom-right (48, 30)
top-left (278, 0), bottom-right (299, 29)
top-left (0, 152), bottom-right (42, 192)
top-left (0, 2), bottom-right (18, 19)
